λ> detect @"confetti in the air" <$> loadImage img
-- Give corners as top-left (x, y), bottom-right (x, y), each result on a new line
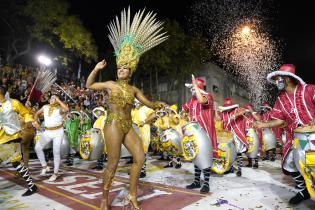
top-left (189, 0), bottom-right (282, 108)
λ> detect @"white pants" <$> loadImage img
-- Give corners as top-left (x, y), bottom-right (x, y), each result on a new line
top-left (35, 128), bottom-right (64, 173)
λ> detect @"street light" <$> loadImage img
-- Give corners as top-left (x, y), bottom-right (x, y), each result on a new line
top-left (241, 26), bottom-right (251, 34)
top-left (37, 55), bottom-right (52, 66)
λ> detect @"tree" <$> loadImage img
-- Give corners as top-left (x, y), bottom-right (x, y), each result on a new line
top-left (0, 0), bottom-right (98, 65)
top-left (137, 19), bottom-right (211, 104)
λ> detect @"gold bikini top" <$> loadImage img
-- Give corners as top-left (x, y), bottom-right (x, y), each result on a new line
top-left (108, 79), bottom-right (134, 108)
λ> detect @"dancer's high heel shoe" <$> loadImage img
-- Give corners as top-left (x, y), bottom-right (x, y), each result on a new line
top-left (123, 194), bottom-right (141, 210)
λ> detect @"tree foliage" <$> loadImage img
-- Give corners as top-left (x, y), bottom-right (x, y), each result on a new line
top-left (0, 0), bottom-right (98, 65)
top-left (138, 19), bottom-right (211, 78)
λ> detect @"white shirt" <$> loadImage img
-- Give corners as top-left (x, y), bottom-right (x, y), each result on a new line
top-left (43, 105), bottom-right (63, 127)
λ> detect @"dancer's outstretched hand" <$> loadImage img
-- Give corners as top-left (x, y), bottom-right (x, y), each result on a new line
top-left (95, 59), bottom-right (107, 71)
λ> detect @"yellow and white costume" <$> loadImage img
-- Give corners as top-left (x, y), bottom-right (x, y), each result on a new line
top-left (0, 99), bottom-right (33, 163)
top-left (131, 105), bottom-right (154, 153)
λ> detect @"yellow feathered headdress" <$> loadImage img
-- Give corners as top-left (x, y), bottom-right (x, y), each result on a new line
top-left (108, 7), bottom-right (168, 74)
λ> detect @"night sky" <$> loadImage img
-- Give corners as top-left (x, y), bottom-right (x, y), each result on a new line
top-left (69, 0), bottom-right (315, 83)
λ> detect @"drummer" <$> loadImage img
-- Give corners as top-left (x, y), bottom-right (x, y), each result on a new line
top-left (217, 98), bottom-right (248, 177)
top-left (182, 75), bottom-right (217, 194)
top-left (34, 94), bottom-right (69, 182)
top-left (254, 64), bottom-right (314, 204)
top-left (142, 104), bottom-right (183, 169)
top-left (131, 99), bottom-right (154, 178)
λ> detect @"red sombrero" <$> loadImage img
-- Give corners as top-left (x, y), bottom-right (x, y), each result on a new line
top-left (185, 77), bottom-right (207, 94)
top-left (218, 98), bottom-right (239, 112)
top-left (267, 64), bottom-right (305, 85)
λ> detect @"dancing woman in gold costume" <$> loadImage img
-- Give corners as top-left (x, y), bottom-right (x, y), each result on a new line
top-left (86, 7), bottom-right (168, 210)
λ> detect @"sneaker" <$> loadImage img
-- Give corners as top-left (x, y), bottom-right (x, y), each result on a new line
top-left (186, 182), bottom-right (201, 189)
top-left (200, 184), bottom-right (210, 193)
top-left (40, 166), bottom-right (50, 176)
top-left (236, 170), bottom-right (242, 177)
top-left (48, 173), bottom-right (59, 182)
top-left (22, 185), bottom-right (38, 196)
top-left (289, 190), bottom-right (310, 205)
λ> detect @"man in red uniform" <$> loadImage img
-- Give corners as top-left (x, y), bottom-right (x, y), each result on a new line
top-left (254, 64), bottom-right (313, 204)
top-left (182, 76), bottom-right (217, 193)
top-left (218, 98), bottom-right (248, 176)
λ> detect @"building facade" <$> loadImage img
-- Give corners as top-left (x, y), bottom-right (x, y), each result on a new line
top-left (140, 62), bottom-right (249, 110)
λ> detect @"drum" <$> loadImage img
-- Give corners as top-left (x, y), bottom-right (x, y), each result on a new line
top-left (160, 128), bottom-right (182, 156)
top-left (79, 128), bottom-right (104, 160)
top-left (245, 128), bottom-right (260, 158)
top-left (293, 128), bottom-right (315, 200)
top-left (211, 131), bottom-right (237, 174)
top-left (60, 133), bottom-right (70, 159)
top-left (262, 128), bottom-right (277, 152)
top-left (181, 122), bottom-right (213, 169)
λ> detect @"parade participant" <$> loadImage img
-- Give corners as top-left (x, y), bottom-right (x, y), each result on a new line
top-left (86, 7), bottom-right (168, 210)
top-left (91, 107), bottom-right (107, 170)
top-left (254, 64), bottom-right (315, 204)
top-left (260, 102), bottom-right (282, 161)
top-left (34, 95), bottom-right (69, 182)
top-left (20, 100), bottom-right (36, 168)
top-left (242, 103), bottom-right (261, 169)
top-left (182, 76), bottom-right (218, 193)
top-left (0, 86), bottom-right (37, 196)
top-left (131, 99), bottom-right (154, 178)
top-left (218, 98), bottom-right (248, 177)
top-left (142, 105), bottom-right (183, 169)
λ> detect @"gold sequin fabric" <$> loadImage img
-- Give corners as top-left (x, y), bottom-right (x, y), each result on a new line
top-left (48, 104), bottom-right (60, 116)
top-left (108, 80), bottom-right (134, 108)
top-left (105, 112), bottom-right (132, 134)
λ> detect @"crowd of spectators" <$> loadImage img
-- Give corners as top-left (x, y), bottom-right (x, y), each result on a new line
top-left (0, 64), bottom-right (108, 118)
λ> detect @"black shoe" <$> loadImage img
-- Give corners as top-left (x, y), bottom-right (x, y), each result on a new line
top-left (236, 170), bottom-right (242, 177)
top-left (253, 162), bottom-right (258, 169)
top-left (224, 167), bottom-right (234, 174)
top-left (262, 156), bottom-right (270, 161)
top-left (289, 190), bottom-right (310, 205)
top-left (126, 157), bottom-right (133, 164)
top-left (67, 161), bottom-right (73, 166)
top-left (270, 156), bottom-right (276, 161)
top-left (175, 163), bottom-right (182, 169)
top-left (245, 163), bottom-right (252, 167)
top-left (158, 156), bottom-right (165, 160)
top-left (186, 182), bottom-right (201, 189)
top-left (140, 171), bottom-right (146, 178)
top-left (22, 185), bottom-right (37, 196)
top-left (92, 165), bottom-right (103, 171)
top-left (164, 162), bottom-right (173, 168)
top-left (200, 184), bottom-right (210, 193)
